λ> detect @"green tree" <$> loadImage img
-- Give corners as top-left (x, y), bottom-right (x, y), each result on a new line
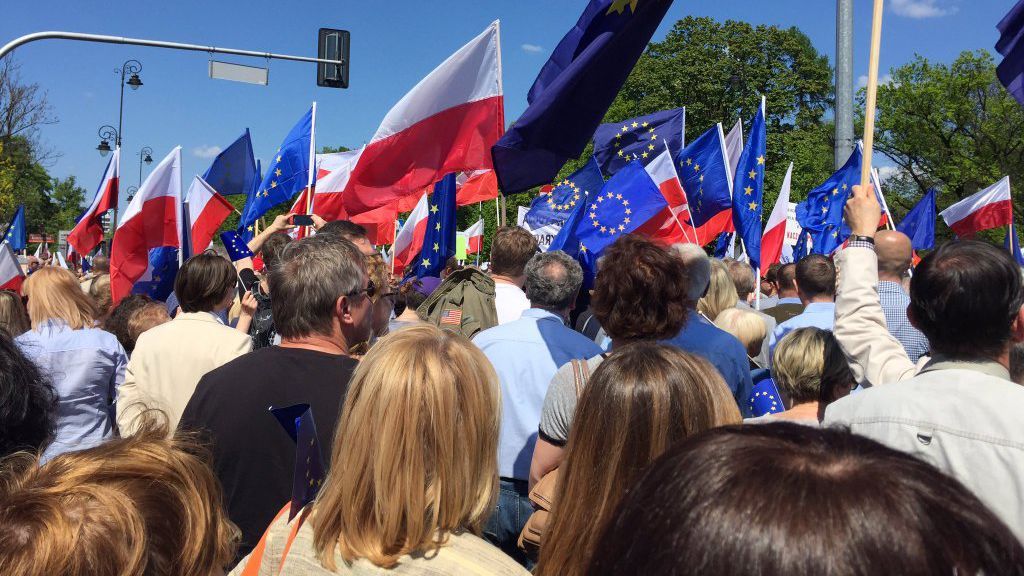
top-left (49, 175), bottom-right (86, 234)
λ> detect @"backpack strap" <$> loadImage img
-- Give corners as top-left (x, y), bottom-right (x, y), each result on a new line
top-left (569, 359), bottom-right (592, 399)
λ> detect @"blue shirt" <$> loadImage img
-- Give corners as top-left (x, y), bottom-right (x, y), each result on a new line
top-left (17, 320), bottom-right (127, 462)
top-left (878, 281), bottom-right (929, 363)
top-left (474, 308), bottom-right (603, 479)
top-left (663, 313), bottom-right (754, 417)
top-left (769, 301), bottom-right (836, 355)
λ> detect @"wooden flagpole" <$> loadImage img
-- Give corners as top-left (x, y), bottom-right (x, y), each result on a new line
top-left (860, 0), bottom-right (885, 189)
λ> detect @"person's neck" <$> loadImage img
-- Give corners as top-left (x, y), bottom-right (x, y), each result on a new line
top-left (776, 402), bottom-right (824, 422)
top-left (279, 333), bottom-right (349, 356)
top-left (801, 295), bottom-right (834, 306)
top-left (491, 273), bottom-right (524, 289)
top-left (932, 349), bottom-right (1011, 372)
top-left (878, 274), bottom-right (904, 284)
top-left (532, 305), bottom-right (569, 324)
top-left (778, 292), bottom-right (798, 300)
top-left (396, 308), bottom-right (420, 322)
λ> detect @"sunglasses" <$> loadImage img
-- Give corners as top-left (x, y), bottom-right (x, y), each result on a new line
top-left (347, 280), bottom-right (380, 299)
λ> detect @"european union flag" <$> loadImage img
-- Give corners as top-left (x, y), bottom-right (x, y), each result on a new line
top-left (219, 230), bottom-right (253, 262)
top-left (731, 100), bottom-right (767, 269)
top-left (748, 375), bottom-right (785, 417)
top-left (714, 232), bottom-right (733, 259)
top-left (203, 129), bottom-right (258, 197)
top-left (895, 188), bottom-right (937, 251)
top-left (131, 247), bottom-right (178, 302)
top-left (238, 106), bottom-right (314, 238)
top-left (593, 108), bottom-right (685, 176)
top-left (547, 189), bottom-right (598, 287)
top-left (997, 0), bottom-right (1024, 108)
top-left (270, 403), bottom-right (325, 520)
top-left (576, 160), bottom-right (668, 255)
top-left (2, 205), bottom-right (26, 252)
top-left (676, 124), bottom-right (733, 233)
top-left (792, 229), bottom-right (811, 262)
top-left (524, 157), bottom-right (604, 229)
top-left (796, 145), bottom-right (862, 254)
top-left (491, 0), bottom-right (674, 193)
top-left (412, 174), bottom-right (457, 278)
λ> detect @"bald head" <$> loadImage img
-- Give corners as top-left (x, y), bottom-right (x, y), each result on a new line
top-left (876, 230), bottom-right (913, 281)
top-left (669, 243), bottom-right (711, 301)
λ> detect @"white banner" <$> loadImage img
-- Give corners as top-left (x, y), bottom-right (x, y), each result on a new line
top-left (517, 206), bottom-right (562, 252)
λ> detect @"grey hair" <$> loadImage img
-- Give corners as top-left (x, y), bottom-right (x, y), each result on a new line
top-left (268, 235), bottom-right (366, 339)
top-left (524, 250), bottom-right (583, 310)
top-left (669, 243), bottom-right (711, 301)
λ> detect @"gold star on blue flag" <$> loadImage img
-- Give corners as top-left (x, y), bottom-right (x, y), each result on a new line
top-left (523, 156), bottom-right (605, 229)
top-left (2, 204), bottom-right (26, 252)
top-left (574, 161), bottom-right (669, 255)
top-left (730, 98), bottom-right (767, 269)
top-left (412, 174), bottom-right (457, 278)
top-left (796, 144), bottom-right (862, 255)
top-left (202, 129), bottom-right (257, 197)
top-left (674, 124), bottom-right (733, 239)
top-left (593, 108), bottom-right (685, 176)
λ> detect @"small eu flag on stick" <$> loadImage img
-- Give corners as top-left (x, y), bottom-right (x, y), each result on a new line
top-left (219, 230), bottom-right (254, 262)
top-left (270, 403), bottom-right (326, 520)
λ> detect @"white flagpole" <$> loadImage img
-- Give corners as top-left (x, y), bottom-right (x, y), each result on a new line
top-left (663, 141), bottom-right (698, 244)
top-left (306, 102), bottom-right (317, 235)
top-left (860, 0), bottom-right (885, 189)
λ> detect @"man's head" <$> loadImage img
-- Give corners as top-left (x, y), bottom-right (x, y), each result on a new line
top-left (489, 227), bottom-right (537, 283)
top-left (875, 230), bottom-right (913, 282)
top-left (762, 263), bottom-right (781, 297)
top-left (669, 243), bottom-right (711, 303)
top-left (91, 255), bottom-right (110, 275)
top-left (776, 263), bottom-right (797, 298)
top-left (317, 220), bottom-right (376, 256)
top-left (174, 253), bottom-right (237, 314)
top-left (269, 235), bottom-right (373, 350)
top-left (725, 260), bottom-right (756, 302)
top-left (794, 255), bottom-right (836, 304)
top-left (524, 250), bottom-right (583, 316)
top-left (909, 240), bottom-right (1024, 360)
top-left (259, 232), bottom-right (293, 273)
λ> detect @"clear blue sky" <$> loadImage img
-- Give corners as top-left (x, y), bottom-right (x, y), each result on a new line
top-left (0, 0), bottom-right (1008, 213)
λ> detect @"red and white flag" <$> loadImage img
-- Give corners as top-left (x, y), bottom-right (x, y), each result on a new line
top-left (761, 162), bottom-right (793, 269)
top-left (68, 148), bottom-right (119, 256)
top-left (308, 148), bottom-right (362, 221)
top-left (636, 147), bottom-right (697, 246)
top-left (459, 219), bottom-right (485, 254)
top-left (350, 203), bottom-right (398, 246)
top-left (342, 21), bottom-right (504, 216)
top-left (391, 193), bottom-right (431, 276)
top-left (456, 170), bottom-right (499, 207)
top-left (0, 243), bottom-right (25, 293)
top-left (185, 176), bottom-right (234, 255)
top-left (940, 176), bottom-right (1013, 237)
top-left (110, 147), bottom-right (182, 303)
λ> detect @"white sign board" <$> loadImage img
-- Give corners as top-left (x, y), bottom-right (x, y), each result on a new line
top-left (785, 202), bottom-right (802, 246)
top-left (517, 206), bottom-right (561, 252)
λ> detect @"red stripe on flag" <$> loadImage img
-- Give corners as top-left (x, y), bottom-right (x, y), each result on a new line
top-left (110, 195), bottom-right (180, 303)
top-left (760, 222), bottom-right (787, 269)
top-left (67, 177), bottom-right (118, 256)
top-left (191, 191), bottom-right (234, 255)
top-left (456, 170), bottom-right (499, 207)
top-left (948, 199), bottom-right (1013, 237)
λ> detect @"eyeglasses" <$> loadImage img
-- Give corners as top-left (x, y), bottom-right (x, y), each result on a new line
top-left (348, 280), bottom-right (377, 299)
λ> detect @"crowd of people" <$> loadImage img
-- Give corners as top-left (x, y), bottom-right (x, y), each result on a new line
top-left (1, 184), bottom-right (1023, 574)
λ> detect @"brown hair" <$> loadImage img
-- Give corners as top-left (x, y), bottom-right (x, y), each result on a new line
top-left (795, 254), bottom-right (836, 299)
top-left (0, 415), bottom-right (239, 575)
top-left (591, 235), bottom-right (691, 341)
top-left (259, 231), bottom-right (293, 272)
top-left (726, 259), bottom-right (756, 299)
top-left (174, 252), bottom-right (236, 313)
top-left (535, 343), bottom-right (741, 576)
top-left (126, 303), bottom-right (171, 351)
top-left (489, 226), bottom-right (537, 277)
top-left (312, 324), bottom-right (500, 569)
top-left (23, 267), bottom-right (96, 330)
top-left (0, 290), bottom-right (29, 337)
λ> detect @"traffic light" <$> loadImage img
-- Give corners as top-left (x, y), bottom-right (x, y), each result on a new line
top-left (317, 29), bottom-right (350, 89)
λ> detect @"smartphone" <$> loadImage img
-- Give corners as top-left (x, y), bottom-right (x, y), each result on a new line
top-left (290, 215), bottom-right (315, 226)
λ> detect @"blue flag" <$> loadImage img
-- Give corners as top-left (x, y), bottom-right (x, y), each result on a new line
top-left (748, 375), bottom-right (785, 417)
top-left (524, 157), bottom-right (605, 229)
top-left (203, 129), bottom-right (258, 197)
top-left (238, 106), bottom-right (314, 238)
top-left (796, 145), bottom-right (862, 254)
top-left (547, 190), bottom-right (598, 288)
top-left (491, 0), bottom-right (674, 193)
top-left (997, 0), bottom-right (1024, 108)
top-left (575, 160), bottom-right (669, 256)
top-left (270, 403), bottom-right (325, 520)
top-left (81, 256), bottom-right (91, 274)
top-left (731, 101), bottom-right (767, 269)
top-left (593, 108), bottom-right (685, 176)
top-left (676, 124), bottom-right (733, 232)
top-left (131, 247), bottom-right (178, 302)
top-left (895, 188), bottom-right (937, 251)
top-left (412, 174), bottom-right (457, 278)
top-left (3, 205), bottom-right (26, 252)
top-left (714, 232), bottom-right (733, 259)
top-left (792, 229), bottom-right (811, 262)
top-left (220, 231), bottom-right (253, 262)
top-left (1005, 223), bottom-right (1024, 266)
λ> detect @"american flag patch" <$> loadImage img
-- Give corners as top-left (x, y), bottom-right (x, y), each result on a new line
top-left (440, 309), bottom-right (463, 325)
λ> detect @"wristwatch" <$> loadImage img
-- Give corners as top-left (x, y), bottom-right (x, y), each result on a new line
top-left (847, 235), bottom-right (875, 250)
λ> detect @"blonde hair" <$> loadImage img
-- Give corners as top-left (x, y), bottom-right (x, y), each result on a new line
top-left (312, 324), bottom-right (500, 569)
top-left (715, 307), bottom-right (767, 355)
top-left (126, 303), bottom-right (170, 347)
top-left (0, 414), bottom-right (239, 575)
top-left (698, 259), bottom-right (739, 322)
top-left (23, 267), bottom-right (96, 330)
top-left (773, 327), bottom-right (854, 406)
top-left (88, 273), bottom-right (112, 319)
top-left (0, 290), bottom-right (29, 336)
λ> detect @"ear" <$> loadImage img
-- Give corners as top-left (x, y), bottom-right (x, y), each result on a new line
top-left (335, 295), bottom-right (351, 326)
top-left (1011, 307), bottom-right (1024, 344)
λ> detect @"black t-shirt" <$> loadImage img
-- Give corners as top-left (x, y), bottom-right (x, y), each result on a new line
top-left (178, 346), bottom-right (358, 561)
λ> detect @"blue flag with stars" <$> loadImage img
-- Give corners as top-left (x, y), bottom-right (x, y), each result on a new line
top-left (131, 246), bottom-right (178, 302)
top-left (714, 232), bottom-right (733, 259)
top-left (895, 188), bottom-right (937, 251)
top-left (219, 231), bottom-right (253, 262)
top-left (676, 124), bottom-right (733, 231)
top-left (491, 0), bottom-right (674, 193)
top-left (270, 403), bottom-right (325, 521)
top-left (731, 101), bottom-right (767, 269)
top-left (748, 374), bottom-right (785, 417)
top-left (524, 156), bottom-right (605, 229)
top-left (2, 204), bottom-right (26, 252)
top-left (412, 174), bottom-right (457, 278)
top-left (576, 160), bottom-right (669, 256)
top-left (594, 108), bottom-right (685, 176)
top-left (792, 229), bottom-right (811, 262)
top-left (547, 190), bottom-right (599, 288)
top-left (203, 129), bottom-right (258, 197)
top-left (238, 106), bottom-right (313, 238)
top-left (796, 145), bottom-right (862, 254)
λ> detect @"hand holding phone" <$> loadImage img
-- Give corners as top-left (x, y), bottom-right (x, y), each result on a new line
top-left (290, 215), bottom-right (315, 226)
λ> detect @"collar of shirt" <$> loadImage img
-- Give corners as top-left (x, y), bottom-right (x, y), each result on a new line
top-left (519, 307), bottom-right (567, 326)
top-left (921, 354), bottom-right (1012, 382)
top-left (777, 297), bottom-right (802, 306)
top-left (803, 302), bottom-right (835, 314)
top-left (877, 281), bottom-right (907, 294)
top-left (34, 318), bottom-right (72, 334)
top-left (175, 311), bottom-right (226, 325)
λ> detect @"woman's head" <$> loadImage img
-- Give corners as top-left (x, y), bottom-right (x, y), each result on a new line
top-left (714, 308), bottom-right (767, 359)
top-left (87, 274), bottom-right (112, 321)
top-left (772, 327), bottom-right (855, 407)
top-left (311, 324), bottom-right (500, 569)
top-left (535, 343), bottom-right (741, 576)
top-left (589, 424), bottom-right (1024, 576)
top-left (0, 330), bottom-right (57, 458)
top-left (697, 259), bottom-right (739, 322)
top-left (174, 252), bottom-right (237, 314)
top-left (0, 290), bottom-right (29, 337)
top-left (22, 267), bottom-right (97, 330)
top-left (591, 235), bottom-right (691, 342)
top-left (0, 415), bottom-right (238, 576)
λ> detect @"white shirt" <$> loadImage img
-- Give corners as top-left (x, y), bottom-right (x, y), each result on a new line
top-left (493, 282), bottom-right (530, 325)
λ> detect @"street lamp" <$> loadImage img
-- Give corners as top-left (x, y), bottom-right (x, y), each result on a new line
top-left (115, 59), bottom-right (143, 147)
top-left (137, 146), bottom-right (153, 189)
top-left (96, 125), bottom-right (118, 157)
top-left (126, 185), bottom-right (138, 202)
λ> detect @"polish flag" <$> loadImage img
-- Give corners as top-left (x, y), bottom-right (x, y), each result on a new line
top-left (110, 147), bottom-right (181, 304)
top-left (308, 148), bottom-right (362, 221)
top-left (390, 193), bottom-right (431, 276)
top-left (342, 21), bottom-right (504, 216)
top-left (456, 170), bottom-right (499, 207)
top-left (0, 243), bottom-right (24, 293)
top-left (185, 176), bottom-right (234, 255)
top-left (289, 187), bottom-right (314, 240)
top-left (68, 148), bottom-right (119, 256)
top-left (761, 162), bottom-right (793, 269)
top-left (460, 219), bottom-right (484, 254)
top-left (940, 176), bottom-right (1013, 237)
top-left (351, 203), bottom-right (398, 246)
top-left (637, 147), bottom-right (697, 246)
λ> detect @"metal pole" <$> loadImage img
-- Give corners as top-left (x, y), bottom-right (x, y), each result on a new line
top-left (835, 0), bottom-right (855, 170)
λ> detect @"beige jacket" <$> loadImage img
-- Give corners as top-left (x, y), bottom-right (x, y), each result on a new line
top-left (117, 311), bottom-right (250, 434)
